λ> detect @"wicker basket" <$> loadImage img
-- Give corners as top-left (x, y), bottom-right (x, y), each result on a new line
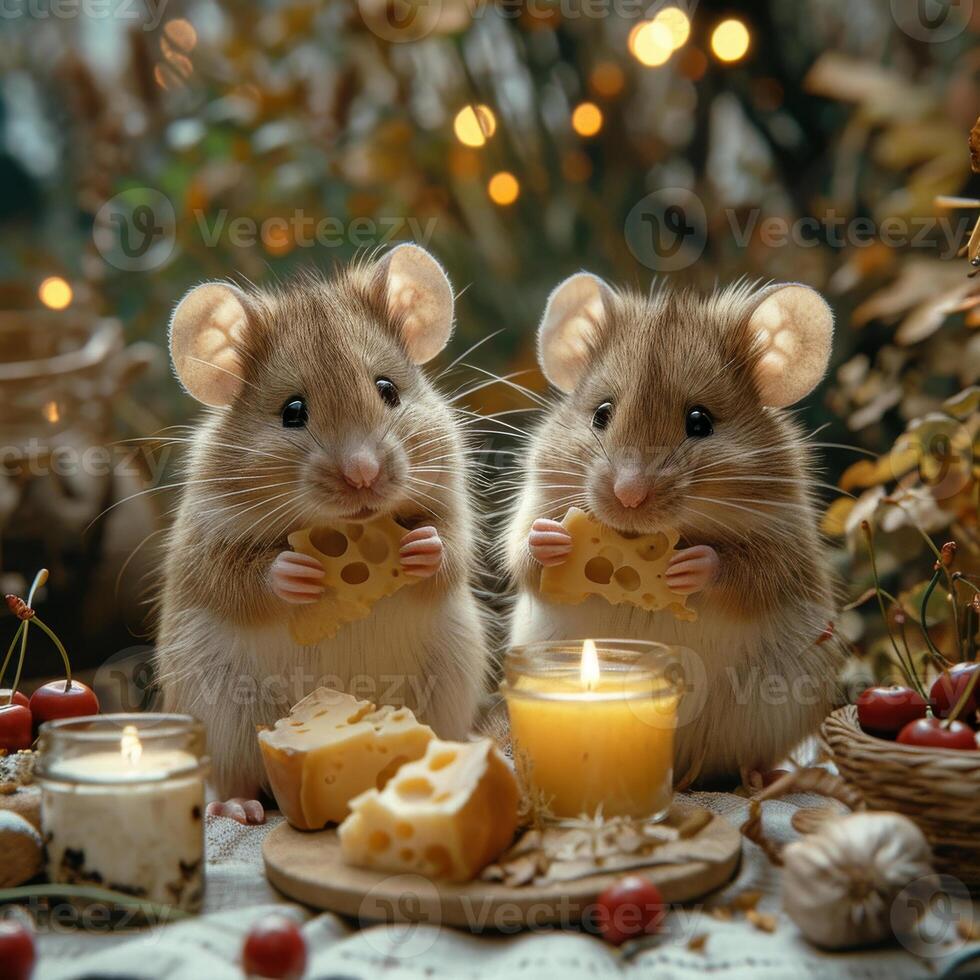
top-left (822, 705), bottom-right (980, 889)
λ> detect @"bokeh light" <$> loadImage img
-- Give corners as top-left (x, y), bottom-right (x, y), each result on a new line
top-left (629, 21), bottom-right (675, 67)
top-left (654, 7), bottom-right (690, 48)
top-left (572, 102), bottom-right (603, 137)
top-left (590, 61), bottom-right (625, 97)
top-left (38, 277), bottom-right (72, 310)
top-left (487, 171), bottom-right (520, 205)
top-left (453, 105), bottom-right (497, 148)
top-left (711, 19), bottom-right (750, 62)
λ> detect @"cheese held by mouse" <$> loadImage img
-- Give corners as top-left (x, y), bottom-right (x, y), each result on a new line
top-left (503, 274), bottom-right (843, 787)
top-left (155, 245), bottom-right (489, 800)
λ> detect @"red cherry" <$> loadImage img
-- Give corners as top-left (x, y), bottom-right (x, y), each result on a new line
top-left (0, 918), bottom-right (36, 980)
top-left (897, 716), bottom-right (978, 751)
top-left (0, 704), bottom-right (33, 753)
top-left (594, 875), bottom-right (666, 946)
top-left (0, 690), bottom-right (29, 709)
top-left (856, 685), bottom-right (928, 738)
top-left (930, 662), bottom-right (980, 721)
top-left (242, 915), bottom-right (307, 979)
top-left (29, 680), bottom-right (99, 728)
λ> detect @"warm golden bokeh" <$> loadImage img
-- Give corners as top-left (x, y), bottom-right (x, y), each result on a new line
top-left (453, 105), bottom-right (497, 147)
top-left (487, 171), bottom-right (520, 205)
top-left (711, 18), bottom-right (751, 62)
top-left (38, 276), bottom-right (72, 310)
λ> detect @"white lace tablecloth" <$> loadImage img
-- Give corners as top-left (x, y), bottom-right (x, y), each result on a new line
top-left (34, 790), bottom-right (978, 979)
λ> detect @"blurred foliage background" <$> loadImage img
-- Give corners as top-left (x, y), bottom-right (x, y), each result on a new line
top-left (0, 0), bottom-right (979, 690)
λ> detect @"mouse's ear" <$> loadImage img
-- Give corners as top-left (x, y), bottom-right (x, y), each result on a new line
top-left (747, 284), bottom-right (834, 408)
top-left (538, 272), bottom-right (612, 392)
top-left (377, 244), bottom-right (454, 364)
top-left (169, 282), bottom-right (252, 407)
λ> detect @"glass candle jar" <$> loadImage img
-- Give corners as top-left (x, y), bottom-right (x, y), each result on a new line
top-left (36, 714), bottom-right (209, 911)
top-left (502, 639), bottom-right (684, 822)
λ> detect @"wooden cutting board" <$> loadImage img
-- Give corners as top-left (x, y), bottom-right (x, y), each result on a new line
top-left (263, 804), bottom-right (740, 930)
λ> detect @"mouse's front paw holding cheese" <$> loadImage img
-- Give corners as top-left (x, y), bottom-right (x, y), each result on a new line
top-left (399, 526), bottom-right (443, 578)
top-left (271, 551), bottom-right (326, 604)
top-left (528, 517), bottom-right (573, 566)
top-left (666, 544), bottom-right (720, 595)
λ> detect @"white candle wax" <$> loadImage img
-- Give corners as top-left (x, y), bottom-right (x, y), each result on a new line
top-left (41, 737), bottom-right (205, 910)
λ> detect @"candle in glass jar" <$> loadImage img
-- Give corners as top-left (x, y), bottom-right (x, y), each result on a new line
top-left (37, 714), bottom-right (208, 911)
top-left (503, 640), bottom-right (682, 820)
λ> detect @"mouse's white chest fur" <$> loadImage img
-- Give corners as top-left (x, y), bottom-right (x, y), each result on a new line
top-left (510, 592), bottom-right (838, 783)
top-left (158, 587), bottom-right (485, 797)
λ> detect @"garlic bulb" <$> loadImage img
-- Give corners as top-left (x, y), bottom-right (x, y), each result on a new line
top-left (781, 811), bottom-right (934, 950)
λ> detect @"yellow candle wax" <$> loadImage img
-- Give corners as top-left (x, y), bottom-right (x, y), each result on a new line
top-left (503, 640), bottom-right (681, 821)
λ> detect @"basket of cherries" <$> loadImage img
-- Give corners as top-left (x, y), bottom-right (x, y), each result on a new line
top-left (822, 539), bottom-right (980, 887)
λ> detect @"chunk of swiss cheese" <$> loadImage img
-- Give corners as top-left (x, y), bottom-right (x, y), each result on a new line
top-left (540, 506), bottom-right (696, 621)
top-left (258, 688), bottom-right (433, 831)
top-left (287, 515), bottom-right (418, 645)
top-left (338, 738), bottom-right (519, 883)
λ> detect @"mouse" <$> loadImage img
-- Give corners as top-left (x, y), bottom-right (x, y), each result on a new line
top-left (502, 273), bottom-right (844, 789)
top-left (154, 244), bottom-right (490, 816)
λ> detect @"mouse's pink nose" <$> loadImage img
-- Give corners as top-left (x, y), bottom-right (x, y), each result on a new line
top-left (613, 472), bottom-right (648, 509)
top-left (341, 450), bottom-right (381, 490)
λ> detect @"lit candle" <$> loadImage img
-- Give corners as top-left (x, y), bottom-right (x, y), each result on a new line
top-left (37, 714), bottom-right (208, 911)
top-left (502, 640), bottom-right (681, 820)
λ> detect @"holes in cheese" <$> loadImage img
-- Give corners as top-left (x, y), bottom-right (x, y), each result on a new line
top-left (287, 515), bottom-right (419, 645)
top-left (257, 688), bottom-right (433, 831)
top-left (338, 738), bottom-right (520, 883)
top-left (539, 507), bottom-right (696, 621)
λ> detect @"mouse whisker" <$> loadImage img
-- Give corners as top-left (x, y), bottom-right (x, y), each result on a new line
top-left (433, 330), bottom-right (506, 384)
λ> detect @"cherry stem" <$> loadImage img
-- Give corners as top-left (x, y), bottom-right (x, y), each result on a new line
top-left (31, 616), bottom-right (72, 688)
top-left (0, 620), bottom-right (25, 703)
top-left (920, 570), bottom-right (949, 669)
top-left (3, 569), bottom-right (50, 703)
top-left (946, 666), bottom-right (980, 726)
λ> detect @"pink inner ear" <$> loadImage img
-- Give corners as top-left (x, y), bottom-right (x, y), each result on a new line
top-left (171, 283), bottom-right (249, 407)
top-left (749, 285), bottom-right (832, 408)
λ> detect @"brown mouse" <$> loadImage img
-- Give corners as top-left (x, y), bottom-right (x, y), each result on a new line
top-left (503, 274), bottom-right (844, 787)
top-left (155, 245), bottom-right (489, 807)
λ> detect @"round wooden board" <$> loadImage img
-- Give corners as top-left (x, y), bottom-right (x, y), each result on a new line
top-left (263, 804), bottom-right (741, 931)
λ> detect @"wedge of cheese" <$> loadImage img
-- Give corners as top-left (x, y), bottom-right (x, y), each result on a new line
top-left (258, 688), bottom-right (433, 831)
top-left (287, 515), bottom-right (418, 645)
top-left (338, 738), bottom-right (519, 883)
top-left (540, 507), bottom-right (696, 622)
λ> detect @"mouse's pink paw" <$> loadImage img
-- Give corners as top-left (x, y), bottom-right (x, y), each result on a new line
top-left (528, 518), bottom-right (573, 566)
top-left (206, 798), bottom-right (265, 825)
top-left (666, 544), bottom-right (719, 595)
top-left (400, 526), bottom-right (443, 578)
top-left (270, 551), bottom-right (325, 604)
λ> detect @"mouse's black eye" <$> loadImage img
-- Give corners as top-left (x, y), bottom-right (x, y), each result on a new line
top-left (376, 377), bottom-right (400, 408)
top-left (281, 397), bottom-right (308, 429)
top-left (592, 401), bottom-right (613, 430)
top-left (685, 405), bottom-right (713, 438)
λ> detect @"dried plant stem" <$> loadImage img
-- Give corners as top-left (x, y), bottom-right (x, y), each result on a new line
top-left (863, 521), bottom-right (927, 697)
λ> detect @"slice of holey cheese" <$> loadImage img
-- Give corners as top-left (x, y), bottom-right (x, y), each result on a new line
top-left (338, 738), bottom-right (520, 883)
top-left (287, 515), bottom-right (418, 645)
top-left (258, 688), bottom-right (434, 831)
top-left (539, 507), bottom-right (697, 622)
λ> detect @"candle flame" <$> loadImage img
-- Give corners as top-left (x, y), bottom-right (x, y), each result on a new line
top-left (580, 639), bottom-right (600, 690)
top-left (121, 725), bottom-right (142, 765)
top-left (43, 401), bottom-right (60, 423)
